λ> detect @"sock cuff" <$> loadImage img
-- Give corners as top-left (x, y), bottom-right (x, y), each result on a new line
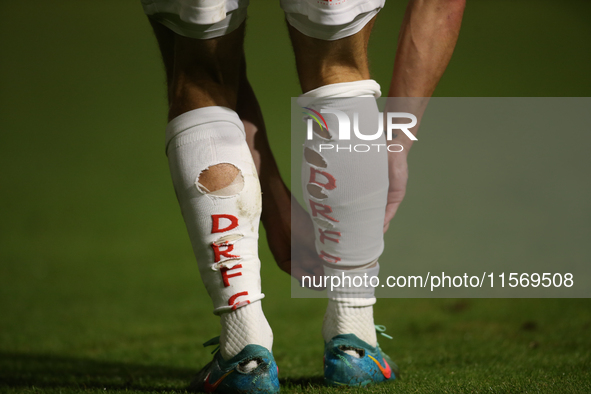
top-left (214, 293), bottom-right (266, 315)
top-left (298, 79), bottom-right (381, 105)
top-left (324, 262), bottom-right (380, 300)
top-left (328, 297), bottom-right (376, 308)
top-left (165, 106), bottom-right (245, 151)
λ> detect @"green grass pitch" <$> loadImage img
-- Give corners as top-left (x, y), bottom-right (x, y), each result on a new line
top-left (1, 1), bottom-right (590, 393)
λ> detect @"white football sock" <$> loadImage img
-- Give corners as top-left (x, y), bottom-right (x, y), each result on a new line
top-left (298, 80), bottom-right (388, 347)
top-left (220, 301), bottom-right (273, 361)
top-left (323, 299), bottom-right (377, 348)
top-left (298, 80), bottom-right (387, 266)
top-left (322, 263), bottom-right (380, 347)
top-left (166, 106), bottom-right (272, 360)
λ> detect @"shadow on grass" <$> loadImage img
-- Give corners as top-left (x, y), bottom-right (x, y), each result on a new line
top-left (0, 352), bottom-right (325, 392)
top-left (0, 352), bottom-right (194, 392)
top-left (280, 376), bottom-right (324, 390)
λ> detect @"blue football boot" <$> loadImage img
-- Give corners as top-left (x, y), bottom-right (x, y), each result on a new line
top-left (188, 337), bottom-right (280, 393)
top-left (324, 325), bottom-right (399, 387)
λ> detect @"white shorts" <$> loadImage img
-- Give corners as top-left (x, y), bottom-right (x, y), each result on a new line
top-left (141, 0), bottom-right (249, 39)
top-left (141, 0), bottom-right (384, 40)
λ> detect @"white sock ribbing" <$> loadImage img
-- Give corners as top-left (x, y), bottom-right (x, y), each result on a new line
top-left (220, 301), bottom-right (273, 360)
top-left (323, 298), bottom-right (377, 347)
top-left (321, 262), bottom-right (380, 347)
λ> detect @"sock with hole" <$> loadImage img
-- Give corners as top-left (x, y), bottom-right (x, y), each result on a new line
top-left (166, 106), bottom-right (273, 360)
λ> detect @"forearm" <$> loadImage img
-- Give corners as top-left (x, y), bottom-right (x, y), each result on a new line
top-left (389, 0), bottom-right (465, 99)
top-left (382, 0), bottom-right (465, 232)
top-left (385, 0), bottom-right (464, 154)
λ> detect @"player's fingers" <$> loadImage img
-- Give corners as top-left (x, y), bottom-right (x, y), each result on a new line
top-left (277, 256), bottom-right (326, 290)
top-left (383, 202), bottom-right (400, 234)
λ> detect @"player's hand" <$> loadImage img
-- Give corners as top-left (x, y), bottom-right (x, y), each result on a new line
top-left (383, 151), bottom-right (409, 233)
top-left (382, 99), bottom-right (421, 233)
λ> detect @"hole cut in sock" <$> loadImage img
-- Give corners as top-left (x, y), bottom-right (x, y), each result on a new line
top-left (196, 163), bottom-right (244, 196)
top-left (304, 147), bottom-right (327, 168)
top-left (307, 183), bottom-right (328, 199)
top-left (206, 174), bottom-right (244, 196)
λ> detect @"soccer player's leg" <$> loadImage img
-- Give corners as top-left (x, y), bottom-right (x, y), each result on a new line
top-left (144, 3), bottom-right (278, 392)
top-left (283, 0), bottom-right (399, 386)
